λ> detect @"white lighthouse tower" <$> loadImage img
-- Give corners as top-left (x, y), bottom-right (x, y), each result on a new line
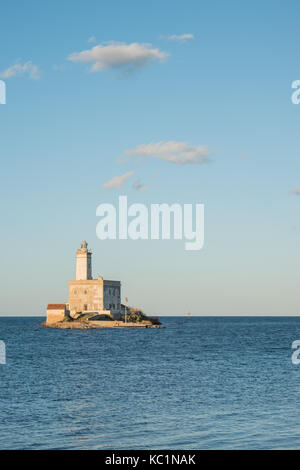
top-left (76, 240), bottom-right (92, 280)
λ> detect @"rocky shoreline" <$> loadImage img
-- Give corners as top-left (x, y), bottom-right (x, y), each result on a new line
top-left (41, 320), bottom-right (165, 329)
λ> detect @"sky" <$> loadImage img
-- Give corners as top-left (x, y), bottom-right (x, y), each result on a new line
top-left (0, 0), bottom-right (299, 316)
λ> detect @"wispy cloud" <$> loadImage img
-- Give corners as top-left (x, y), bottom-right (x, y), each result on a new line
top-left (103, 171), bottom-right (134, 189)
top-left (126, 141), bottom-right (211, 165)
top-left (68, 41), bottom-right (167, 72)
top-left (167, 33), bottom-right (194, 42)
top-left (289, 188), bottom-right (300, 195)
top-left (88, 36), bottom-right (96, 43)
top-left (0, 61), bottom-right (41, 80)
top-left (132, 179), bottom-right (148, 191)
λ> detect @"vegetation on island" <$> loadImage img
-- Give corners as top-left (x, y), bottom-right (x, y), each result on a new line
top-left (121, 307), bottom-right (161, 325)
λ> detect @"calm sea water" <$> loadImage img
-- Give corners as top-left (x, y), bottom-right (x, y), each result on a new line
top-left (0, 316), bottom-right (300, 449)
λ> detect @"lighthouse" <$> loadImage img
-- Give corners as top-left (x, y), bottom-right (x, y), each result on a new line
top-left (47, 241), bottom-right (122, 322)
top-left (76, 240), bottom-right (92, 280)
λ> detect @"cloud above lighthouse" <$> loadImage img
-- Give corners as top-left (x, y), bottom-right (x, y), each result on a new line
top-left (0, 61), bottom-right (41, 80)
top-left (68, 42), bottom-right (167, 72)
top-left (125, 141), bottom-right (212, 165)
top-left (289, 188), bottom-right (300, 195)
top-left (167, 33), bottom-right (194, 42)
top-left (103, 171), bottom-right (134, 189)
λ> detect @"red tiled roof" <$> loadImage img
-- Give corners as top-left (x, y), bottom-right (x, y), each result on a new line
top-left (47, 304), bottom-right (66, 310)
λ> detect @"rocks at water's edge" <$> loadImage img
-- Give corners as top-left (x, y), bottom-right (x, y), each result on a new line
top-left (41, 320), bottom-right (165, 329)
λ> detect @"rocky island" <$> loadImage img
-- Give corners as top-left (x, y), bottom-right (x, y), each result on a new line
top-left (42, 308), bottom-right (164, 329)
top-left (42, 241), bottom-right (164, 330)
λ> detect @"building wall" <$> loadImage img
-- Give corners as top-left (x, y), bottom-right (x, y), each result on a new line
top-left (47, 309), bottom-right (65, 323)
top-left (103, 280), bottom-right (121, 313)
top-left (69, 277), bottom-right (103, 314)
top-left (76, 251), bottom-right (92, 280)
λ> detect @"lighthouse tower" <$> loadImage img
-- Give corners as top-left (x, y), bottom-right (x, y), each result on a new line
top-left (76, 240), bottom-right (92, 280)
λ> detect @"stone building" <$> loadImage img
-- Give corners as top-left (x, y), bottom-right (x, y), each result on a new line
top-left (47, 241), bottom-right (121, 323)
top-left (46, 304), bottom-right (66, 323)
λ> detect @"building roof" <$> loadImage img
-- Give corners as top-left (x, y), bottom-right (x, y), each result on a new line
top-left (47, 304), bottom-right (66, 310)
top-left (103, 279), bottom-right (121, 285)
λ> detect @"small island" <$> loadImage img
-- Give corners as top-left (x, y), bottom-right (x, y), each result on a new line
top-left (42, 307), bottom-right (164, 329)
top-left (42, 241), bottom-right (164, 329)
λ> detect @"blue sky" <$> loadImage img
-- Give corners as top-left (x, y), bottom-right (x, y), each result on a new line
top-left (0, 0), bottom-right (299, 315)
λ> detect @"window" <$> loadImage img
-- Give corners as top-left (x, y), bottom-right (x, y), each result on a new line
top-left (84, 304), bottom-right (88, 311)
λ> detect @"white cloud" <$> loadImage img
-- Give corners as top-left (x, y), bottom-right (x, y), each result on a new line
top-left (103, 171), bottom-right (134, 189)
top-left (132, 179), bottom-right (148, 191)
top-left (68, 41), bottom-right (167, 72)
top-left (126, 141), bottom-right (211, 165)
top-left (0, 61), bottom-right (41, 80)
top-left (88, 36), bottom-right (96, 43)
top-left (168, 34), bottom-right (194, 42)
top-left (289, 188), bottom-right (300, 195)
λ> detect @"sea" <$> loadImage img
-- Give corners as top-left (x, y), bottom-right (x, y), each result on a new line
top-left (0, 316), bottom-right (300, 450)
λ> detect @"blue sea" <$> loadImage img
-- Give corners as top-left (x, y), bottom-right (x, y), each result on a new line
top-left (0, 316), bottom-right (300, 449)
